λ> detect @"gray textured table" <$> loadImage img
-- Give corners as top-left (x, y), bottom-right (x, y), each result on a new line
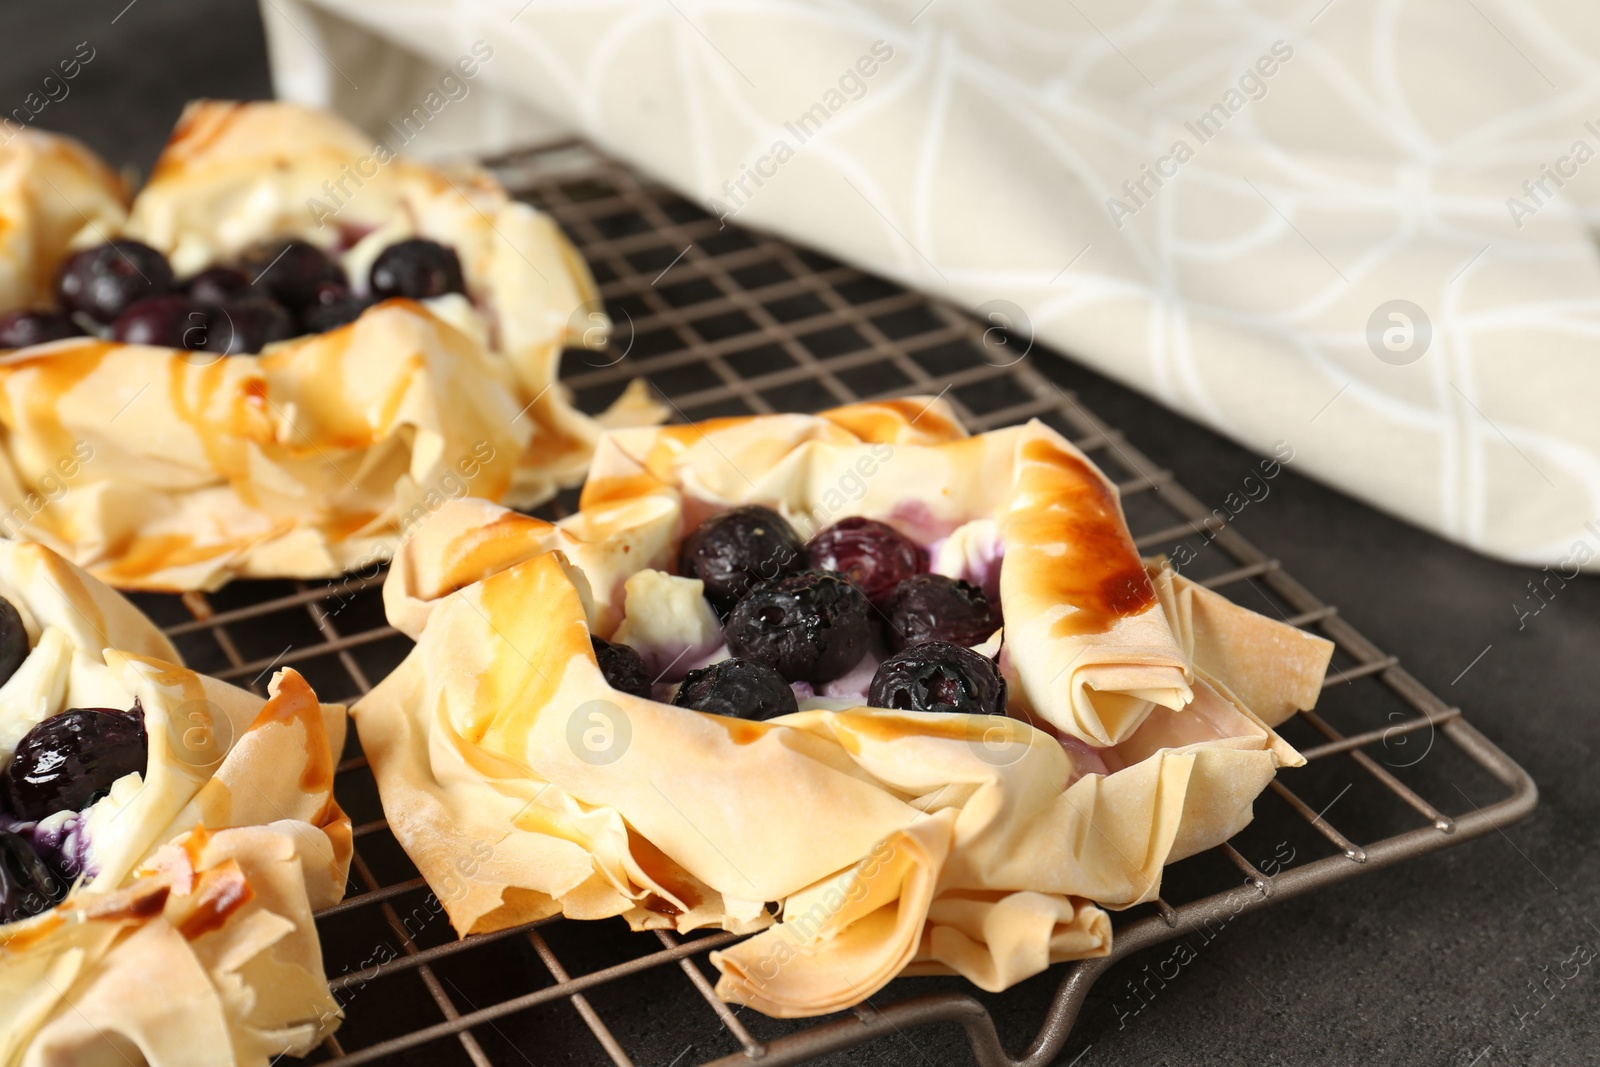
top-left (2, 3), bottom-right (1595, 1065)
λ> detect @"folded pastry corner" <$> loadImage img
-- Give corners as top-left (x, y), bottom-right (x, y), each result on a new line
top-left (352, 399), bottom-right (1336, 1018)
top-left (2, 821), bottom-right (344, 1066)
top-left (0, 122), bottom-right (129, 313)
top-left (0, 539), bottom-right (351, 1064)
top-left (0, 101), bottom-right (663, 591)
top-left (997, 420), bottom-right (1194, 745)
top-left (1154, 560), bottom-right (1333, 729)
top-left (122, 99), bottom-right (663, 506)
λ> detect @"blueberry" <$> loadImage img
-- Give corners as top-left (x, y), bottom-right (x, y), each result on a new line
top-left (183, 266), bottom-right (258, 305)
top-left (679, 505), bottom-right (808, 616)
top-left (111, 294), bottom-right (209, 350)
top-left (725, 570), bottom-right (872, 683)
top-left (369, 239), bottom-right (465, 301)
top-left (806, 517), bottom-right (926, 605)
top-left (883, 574), bottom-right (1000, 652)
top-left (0, 310), bottom-right (83, 348)
top-left (591, 635), bottom-right (652, 699)
top-left (54, 240), bottom-right (174, 324)
top-left (868, 640), bottom-right (1007, 716)
top-left (672, 658), bottom-right (798, 720)
top-left (236, 240), bottom-right (345, 311)
top-left (204, 297), bottom-right (295, 355)
top-left (3, 707), bottom-right (148, 822)
top-left (0, 831), bottom-right (63, 922)
top-left (0, 596), bottom-right (26, 689)
top-left (300, 281), bottom-right (371, 334)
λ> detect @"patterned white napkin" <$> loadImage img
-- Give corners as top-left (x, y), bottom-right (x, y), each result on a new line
top-left (262, 0), bottom-right (1600, 571)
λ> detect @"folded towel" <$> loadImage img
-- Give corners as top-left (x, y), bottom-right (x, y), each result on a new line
top-left (263, 0), bottom-right (1600, 569)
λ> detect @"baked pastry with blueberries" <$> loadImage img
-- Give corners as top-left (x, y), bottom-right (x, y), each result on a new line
top-left (0, 101), bottom-right (658, 592)
top-left (0, 538), bottom-right (350, 1062)
top-left (352, 397), bottom-right (1334, 1018)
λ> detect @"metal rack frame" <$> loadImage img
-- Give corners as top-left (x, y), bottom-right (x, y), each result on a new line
top-left (141, 143), bottom-right (1536, 1066)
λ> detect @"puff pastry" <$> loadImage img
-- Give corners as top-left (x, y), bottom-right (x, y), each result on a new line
top-left (0, 101), bottom-right (659, 591)
top-left (353, 398), bottom-right (1334, 1017)
top-left (0, 124), bottom-right (127, 317)
top-left (0, 539), bottom-right (350, 1063)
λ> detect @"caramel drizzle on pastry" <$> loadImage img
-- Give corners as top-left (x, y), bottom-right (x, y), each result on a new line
top-left (0, 342), bottom-right (110, 499)
top-left (96, 535), bottom-right (241, 586)
top-left (1004, 436), bottom-right (1156, 637)
top-left (819, 397), bottom-right (968, 444)
top-left (469, 555), bottom-right (590, 750)
top-left (0, 912), bottom-right (67, 951)
top-left (149, 100), bottom-right (249, 182)
top-left (241, 669), bottom-right (337, 794)
top-left (175, 861), bottom-right (254, 940)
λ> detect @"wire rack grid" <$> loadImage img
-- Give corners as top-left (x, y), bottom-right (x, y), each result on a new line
top-left (129, 143), bottom-right (1537, 1067)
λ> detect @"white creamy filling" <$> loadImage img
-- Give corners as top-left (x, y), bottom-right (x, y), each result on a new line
top-left (611, 569), bottom-right (725, 682)
top-left (927, 518), bottom-right (1005, 599)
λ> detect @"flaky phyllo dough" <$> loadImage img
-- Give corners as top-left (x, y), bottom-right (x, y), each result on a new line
top-left (353, 398), bottom-right (1334, 1017)
top-left (0, 540), bottom-right (351, 1064)
top-left (0, 100), bottom-right (658, 592)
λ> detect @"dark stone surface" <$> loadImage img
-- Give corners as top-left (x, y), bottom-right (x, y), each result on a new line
top-left (0, 0), bottom-right (272, 176)
top-left (3, 5), bottom-right (1593, 1066)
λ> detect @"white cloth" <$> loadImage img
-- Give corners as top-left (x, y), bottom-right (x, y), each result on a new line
top-left (263, 0), bottom-right (1600, 569)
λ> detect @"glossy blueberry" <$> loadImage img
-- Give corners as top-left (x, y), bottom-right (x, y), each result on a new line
top-left (300, 281), bottom-right (371, 334)
top-left (679, 505), bottom-right (808, 616)
top-left (54, 240), bottom-right (174, 324)
top-left (0, 597), bottom-right (26, 690)
top-left (369, 239), bottom-right (465, 301)
top-left (0, 310), bottom-right (83, 348)
top-left (0, 830), bottom-right (63, 923)
top-left (868, 640), bottom-right (1007, 716)
top-left (3, 707), bottom-right (148, 822)
top-left (204, 297), bottom-right (295, 355)
top-left (882, 574), bottom-right (1000, 652)
top-left (236, 240), bottom-right (346, 311)
top-left (111, 294), bottom-right (209, 350)
top-left (725, 570), bottom-right (872, 683)
top-left (183, 266), bottom-right (258, 305)
top-left (671, 658), bottom-right (798, 721)
top-left (806, 517), bottom-right (926, 605)
top-left (591, 635), bottom-right (652, 699)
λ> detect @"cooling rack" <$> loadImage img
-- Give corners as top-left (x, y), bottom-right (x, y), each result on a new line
top-left (132, 142), bottom-right (1537, 1067)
